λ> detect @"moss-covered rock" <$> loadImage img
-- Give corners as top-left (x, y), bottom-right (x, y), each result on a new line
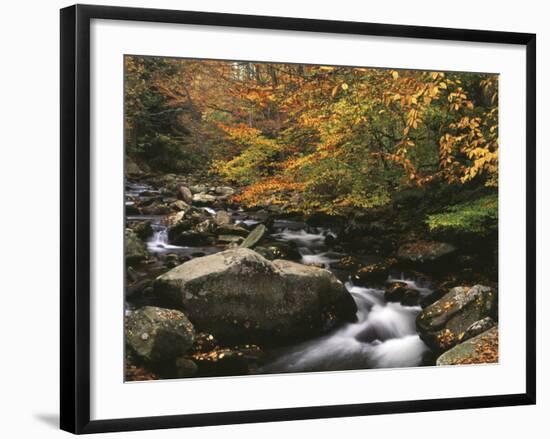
top-left (416, 284), bottom-right (497, 353)
top-left (125, 229), bottom-right (148, 266)
top-left (153, 248), bottom-right (356, 343)
top-left (436, 326), bottom-right (498, 365)
top-left (131, 220), bottom-right (153, 240)
top-left (126, 306), bottom-right (195, 363)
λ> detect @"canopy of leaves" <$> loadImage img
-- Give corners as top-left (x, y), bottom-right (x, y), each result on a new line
top-left (125, 56), bottom-right (499, 214)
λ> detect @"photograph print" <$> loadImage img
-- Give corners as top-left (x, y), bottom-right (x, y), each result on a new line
top-left (124, 55), bottom-right (499, 381)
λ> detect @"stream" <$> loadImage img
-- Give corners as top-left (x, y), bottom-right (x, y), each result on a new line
top-left (126, 180), bottom-right (433, 372)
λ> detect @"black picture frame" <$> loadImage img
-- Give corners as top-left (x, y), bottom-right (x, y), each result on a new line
top-left (60, 4), bottom-right (536, 434)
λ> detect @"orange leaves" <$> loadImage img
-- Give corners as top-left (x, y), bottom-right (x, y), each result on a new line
top-left (406, 108), bottom-right (421, 130)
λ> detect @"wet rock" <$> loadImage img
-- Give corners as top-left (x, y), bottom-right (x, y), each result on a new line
top-left (255, 241), bottom-right (301, 261)
top-left (153, 248), bottom-right (357, 343)
top-left (215, 223), bottom-right (250, 237)
top-left (217, 235), bottom-right (244, 244)
top-left (126, 204), bottom-right (141, 215)
top-left (140, 202), bottom-right (171, 215)
top-left (189, 184), bottom-right (208, 194)
top-left (125, 306), bottom-right (195, 363)
top-left (384, 281), bottom-right (420, 306)
top-left (167, 208), bottom-right (213, 245)
top-left (127, 266), bottom-right (140, 283)
top-left (214, 210), bottom-right (231, 226)
top-left (416, 285), bottom-right (497, 353)
top-left (397, 240), bottom-right (456, 264)
top-left (131, 220), bottom-right (153, 240)
top-left (335, 255), bottom-right (395, 284)
top-left (190, 332), bottom-right (218, 354)
top-left (171, 200), bottom-right (190, 211)
top-left (436, 327), bottom-right (498, 366)
top-left (419, 287), bottom-right (448, 308)
top-left (125, 229), bottom-right (148, 266)
top-left (240, 224), bottom-right (267, 249)
top-left (171, 230), bottom-right (214, 247)
top-left (164, 253), bottom-right (182, 269)
top-left (190, 345), bottom-right (263, 377)
top-left (384, 281), bottom-right (408, 302)
top-left (214, 186), bottom-right (235, 196)
top-left (177, 185), bottom-right (193, 204)
top-left (192, 193), bottom-right (217, 205)
top-left (460, 317), bottom-right (496, 343)
top-left (175, 357), bottom-right (198, 378)
top-left (195, 219), bottom-right (216, 234)
top-left (401, 289), bottom-right (421, 306)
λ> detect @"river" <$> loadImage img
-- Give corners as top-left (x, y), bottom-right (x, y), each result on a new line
top-left (126, 180), bottom-right (433, 373)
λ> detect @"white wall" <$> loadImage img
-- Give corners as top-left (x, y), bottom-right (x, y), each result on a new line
top-left (0, 0), bottom-right (546, 437)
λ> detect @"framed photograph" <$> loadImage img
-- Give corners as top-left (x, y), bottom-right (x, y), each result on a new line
top-left (60, 4), bottom-right (536, 434)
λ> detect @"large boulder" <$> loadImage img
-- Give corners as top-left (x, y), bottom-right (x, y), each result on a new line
top-left (397, 240), bottom-right (456, 264)
top-left (153, 248), bottom-right (357, 343)
top-left (125, 229), bottom-right (148, 265)
top-left (416, 284), bottom-right (497, 352)
top-left (436, 327), bottom-right (498, 365)
top-left (125, 306), bottom-right (195, 363)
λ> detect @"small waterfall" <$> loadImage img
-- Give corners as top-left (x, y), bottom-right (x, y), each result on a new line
top-left (261, 280), bottom-right (430, 373)
top-left (146, 219), bottom-right (187, 253)
top-left (299, 249), bottom-right (342, 268)
top-left (272, 228), bottom-right (327, 248)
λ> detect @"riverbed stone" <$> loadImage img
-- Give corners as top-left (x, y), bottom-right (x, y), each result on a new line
top-left (171, 200), bottom-right (190, 211)
top-left (335, 255), bottom-right (395, 284)
top-left (214, 186), bottom-right (235, 196)
top-left (214, 210), bottom-right (231, 226)
top-left (177, 185), bottom-right (194, 204)
top-left (217, 234), bottom-right (244, 244)
top-left (384, 281), bottom-right (420, 306)
top-left (153, 248), bottom-right (357, 343)
top-left (192, 193), bottom-right (217, 205)
top-left (436, 326), bottom-right (498, 365)
top-left (255, 241), bottom-right (301, 261)
top-left (215, 223), bottom-right (250, 237)
top-left (126, 306), bottom-right (195, 363)
top-left (397, 240), bottom-right (456, 264)
top-left (130, 220), bottom-right (153, 240)
top-left (240, 224), bottom-right (267, 249)
top-left (125, 229), bottom-right (148, 265)
top-left (460, 316), bottom-right (496, 343)
top-left (416, 284), bottom-right (497, 353)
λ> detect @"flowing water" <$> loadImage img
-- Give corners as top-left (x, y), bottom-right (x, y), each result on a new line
top-left (126, 180), bottom-right (432, 372)
top-left (261, 282), bottom-right (430, 372)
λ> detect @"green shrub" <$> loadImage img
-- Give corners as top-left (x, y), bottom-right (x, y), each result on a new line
top-left (426, 194), bottom-right (498, 235)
